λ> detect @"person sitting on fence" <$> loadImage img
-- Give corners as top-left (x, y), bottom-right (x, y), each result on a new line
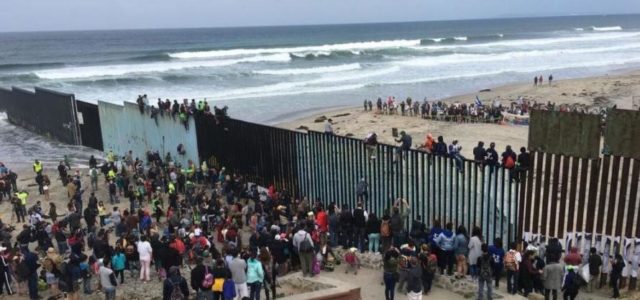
top-left (448, 140), bottom-right (464, 173)
top-left (324, 119), bottom-right (334, 135)
top-left (473, 141), bottom-right (487, 166)
top-left (514, 147), bottom-right (530, 182)
top-left (486, 142), bottom-right (499, 173)
top-left (416, 133), bottom-right (434, 154)
top-left (394, 131), bottom-right (412, 163)
top-left (433, 136), bottom-right (448, 157)
top-left (363, 132), bottom-right (378, 159)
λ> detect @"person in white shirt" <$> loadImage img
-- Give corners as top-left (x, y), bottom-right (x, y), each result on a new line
top-left (137, 236), bottom-right (153, 281)
top-left (324, 119), bottom-right (334, 135)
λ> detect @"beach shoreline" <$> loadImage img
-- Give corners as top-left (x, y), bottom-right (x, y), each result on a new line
top-left (277, 69), bottom-right (640, 157)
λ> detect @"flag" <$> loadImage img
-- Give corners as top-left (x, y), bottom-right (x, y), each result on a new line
top-left (475, 96), bottom-right (483, 107)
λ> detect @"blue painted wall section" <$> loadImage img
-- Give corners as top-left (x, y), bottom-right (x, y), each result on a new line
top-left (98, 101), bottom-right (199, 167)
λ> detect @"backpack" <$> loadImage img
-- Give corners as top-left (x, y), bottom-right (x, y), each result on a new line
top-left (425, 255), bottom-right (438, 274)
top-left (16, 260), bottom-right (31, 281)
top-left (479, 256), bottom-right (492, 280)
top-left (504, 251), bottom-right (517, 271)
top-left (299, 233), bottom-right (314, 253)
top-left (223, 278), bottom-right (236, 298)
top-left (169, 278), bottom-right (186, 300)
top-left (380, 220), bottom-right (391, 237)
top-left (504, 156), bottom-right (515, 169)
top-left (201, 266), bottom-right (214, 289)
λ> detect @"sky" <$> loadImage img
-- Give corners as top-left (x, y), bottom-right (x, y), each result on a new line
top-left (1, 0), bottom-right (639, 32)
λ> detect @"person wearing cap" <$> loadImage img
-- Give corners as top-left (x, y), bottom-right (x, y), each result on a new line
top-left (0, 246), bottom-right (12, 296)
top-left (190, 251), bottom-right (214, 300)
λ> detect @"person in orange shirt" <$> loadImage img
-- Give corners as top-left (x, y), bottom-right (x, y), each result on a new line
top-left (417, 133), bottom-right (434, 154)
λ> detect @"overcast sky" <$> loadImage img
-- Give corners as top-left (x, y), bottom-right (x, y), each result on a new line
top-left (1, 0), bottom-right (639, 32)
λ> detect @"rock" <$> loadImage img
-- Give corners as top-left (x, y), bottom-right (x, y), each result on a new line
top-left (314, 116), bottom-right (327, 123)
top-left (331, 113), bottom-right (351, 117)
top-left (561, 93), bottom-right (568, 96)
top-left (345, 133), bottom-right (354, 137)
top-left (479, 89), bottom-right (492, 92)
top-left (527, 293), bottom-right (545, 300)
top-left (296, 125), bottom-right (309, 130)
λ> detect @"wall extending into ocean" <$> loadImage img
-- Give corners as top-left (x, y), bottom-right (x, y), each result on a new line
top-left (98, 101), bottom-right (198, 167)
top-left (0, 86), bottom-right (82, 145)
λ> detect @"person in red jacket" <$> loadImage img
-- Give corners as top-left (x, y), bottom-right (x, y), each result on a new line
top-left (316, 206), bottom-right (329, 246)
top-left (564, 247), bottom-right (582, 266)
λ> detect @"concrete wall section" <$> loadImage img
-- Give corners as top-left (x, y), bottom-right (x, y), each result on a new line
top-left (98, 101), bottom-right (199, 167)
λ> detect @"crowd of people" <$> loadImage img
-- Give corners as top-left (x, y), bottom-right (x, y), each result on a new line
top-left (135, 94), bottom-right (229, 129)
top-left (361, 96), bottom-right (532, 124)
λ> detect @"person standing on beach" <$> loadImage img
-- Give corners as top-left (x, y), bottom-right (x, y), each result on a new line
top-left (534, 76), bottom-right (538, 86)
top-left (33, 159), bottom-right (43, 176)
top-left (539, 75), bottom-right (543, 85)
top-left (324, 119), bottom-right (333, 135)
top-left (548, 74), bottom-right (553, 85)
top-left (364, 99), bottom-right (369, 111)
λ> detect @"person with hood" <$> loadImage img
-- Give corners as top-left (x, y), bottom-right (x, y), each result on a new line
top-left (434, 222), bottom-right (455, 275)
top-left (163, 266), bottom-right (189, 300)
top-left (246, 251), bottom-right (264, 300)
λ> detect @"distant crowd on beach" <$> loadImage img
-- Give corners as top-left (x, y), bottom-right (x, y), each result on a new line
top-left (361, 97), bottom-right (530, 124)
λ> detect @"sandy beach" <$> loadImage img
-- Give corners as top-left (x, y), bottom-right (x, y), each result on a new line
top-left (278, 71), bottom-right (640, 157)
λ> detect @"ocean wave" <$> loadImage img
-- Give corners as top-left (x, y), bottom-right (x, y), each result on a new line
top-left (0, 62), bottom-right (65, 71)
top-left (574, 28), bottom-right (584, 31)
top-left (400, 43), bottom-right (640, 67)
top-left (289, 50), bottom-right (359, 60)
top-left (253, 63), bottom-right (361, 75)
top-left (209, 65), bottom-right (398, 100)
top-left (125, 53), bottom-right (172, 62)
top-left (168, 39), bottom-right (421, 59)
top-left (33, 53), bottom-right (291, 80)
top-left (420, 34), bottom-right (503, 45)
top-left (590, 26), bottom-right (622, 31)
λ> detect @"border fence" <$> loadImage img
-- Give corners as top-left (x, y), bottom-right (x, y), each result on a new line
top-left (196, 116), bottom-right (520, 245)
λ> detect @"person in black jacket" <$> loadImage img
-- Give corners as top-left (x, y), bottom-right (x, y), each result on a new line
top-left (339, 205), bottom-right (353, 249)
top-left (190, 253), bottom-right (214, 300)
top-left (21, 246), bottom-right (40, 300)
top-left (353, 203), bottom-right (367, 252)
top-left (163, 266), bottom-right (189, 300)
top-left (434, 136), bottom-right (448, 157)
top-left (473, 141), bottom-right (487, 166)
top-left (486, 142), bottom-right (499, 173)
top-left (366, 213), bottom-right (381, 253)
top-left (610, 254), bottom-right (625, 298)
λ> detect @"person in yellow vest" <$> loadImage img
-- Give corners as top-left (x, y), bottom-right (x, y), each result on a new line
top-left (106, 150), bottom-right (115, 163)
top-left (107, 168), bottom-right (116, 182)
top-left (15, 190), bottom-right (28, 223)
top-left (33, 160), bottom-right (43, 175)
top-left (168, 182), bottom-right (176, 195)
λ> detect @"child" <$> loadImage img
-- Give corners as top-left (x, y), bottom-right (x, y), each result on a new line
top-left (344, 248), bottom-right (360, 275)
top-left (112, 247), bottom-right (127, 284)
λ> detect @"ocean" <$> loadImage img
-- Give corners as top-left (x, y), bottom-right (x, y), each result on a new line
top-left (1, 14), bottom-right (640, 127)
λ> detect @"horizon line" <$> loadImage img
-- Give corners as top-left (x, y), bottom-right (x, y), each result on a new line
top-left (1, 12), bottom-right (637, 34)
